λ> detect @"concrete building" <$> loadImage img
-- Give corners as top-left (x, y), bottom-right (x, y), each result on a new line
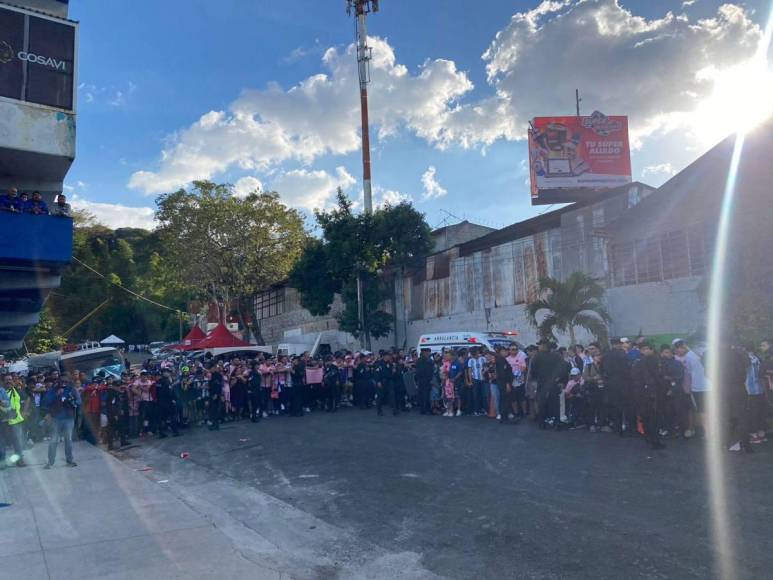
top-left (0, 0), bottom-right (77, 351)
top-left (254, 221), bottom-right (495, 353)
top-left (257, 123), bottom-right (772, 353)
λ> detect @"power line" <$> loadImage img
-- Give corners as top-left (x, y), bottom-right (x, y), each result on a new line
top-left (71, 256), bottom-right (185, 314)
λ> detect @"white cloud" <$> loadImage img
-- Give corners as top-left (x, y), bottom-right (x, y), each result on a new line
top-left (129, 37), bottom-right (478, 196)
top-left (376, 187), bottom-right (412, 207)
top-left (421, 166), bottom-right (447, 200)
top-left (78, 81), bottom-right (137, 108)
top-left (269, 166), bottom-right (356, 211)
top-left (233, 176), bottom-right (263, 198)
top-left (70, 195), bottom-right (156, 230)
top-left (641, 162), bottom-right (676, 178)
top-left (481, 1), bottom-right (763, 142)
top-left (128, 2), bottom-right (767, 200)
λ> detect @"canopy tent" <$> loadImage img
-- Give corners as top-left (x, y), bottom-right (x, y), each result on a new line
top-left (169, 325), bottom-right (207, 351)
top-left (195, 323), bottom-right (251, 349)
top-left (100, 334), bottom-right (126, 346)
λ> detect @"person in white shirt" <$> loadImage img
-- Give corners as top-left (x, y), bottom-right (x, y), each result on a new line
top-left (673, 339), bottom-right (708, 438)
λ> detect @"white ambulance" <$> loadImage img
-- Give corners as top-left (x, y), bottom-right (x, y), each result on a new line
top-left (416, 331), bottom-right (522, 354)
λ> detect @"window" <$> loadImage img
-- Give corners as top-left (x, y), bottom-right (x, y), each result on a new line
top-left (635, 237), bottom-right (662, 283)
top-left (661, 231), bottom-right (689, 280)
top-left (254, 289), bottom-right (285, 320)
top-left (610, 225), bottom-right (709, 287)
top-left (688, 225), bottom-right (707, 276)
top-left (611, 241), bottom-right (635, 286)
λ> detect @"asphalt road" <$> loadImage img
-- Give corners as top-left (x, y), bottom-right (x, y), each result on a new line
top-left (118, 408), bottom-right (773, 579)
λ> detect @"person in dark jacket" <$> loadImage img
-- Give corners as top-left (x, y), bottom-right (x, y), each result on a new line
top-left (528, 340), bottom-right (563, 427)
top-left (660, 345), bottom-right (687, 435)
top-left (247, 364), bottom-right (262, 422)
top-left (631, 342), bottom-right (666, 450)
top-left (290, 357), bottom-right (305, 417)
top-left (42, 381), bottom-right (80, 468)
top-left (602, 339), bottom-right (634, 435)
top-left (323, 357), bottom-right (340, 413)
top-left (105, 381), bottom-right (129, 450)
top-left (415, 348), bottom-right (434, 415)
top-left (208, 365), bottom-right (223, 431)
top-left (156, 369), bottom-right (180, 437)
top-left (353, 355), bottom-right (373, 409)
top-left (375, 352), bottom-right (400, 416)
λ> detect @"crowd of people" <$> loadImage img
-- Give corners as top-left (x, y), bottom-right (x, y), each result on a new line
top-left (0, 187), bottom-right (72, 216)
top-left (1, 336), bottom-right (771, 468)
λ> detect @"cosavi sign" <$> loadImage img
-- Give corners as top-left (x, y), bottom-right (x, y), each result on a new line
top-left (0, 4), bottom-right (77, 110)
top-left (1, 41), bottom-right (68, 70)
top-left (18, 49), bottom-right (68, 71)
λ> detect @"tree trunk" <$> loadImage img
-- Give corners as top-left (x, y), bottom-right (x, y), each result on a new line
top-left (568, 324), bottom-right (576, 348)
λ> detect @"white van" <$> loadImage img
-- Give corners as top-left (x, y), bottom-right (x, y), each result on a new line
top-left (417, 332), bottom-right (522, 354)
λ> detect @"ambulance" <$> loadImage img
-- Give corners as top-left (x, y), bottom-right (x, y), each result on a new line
top-left (416, 331), bottom-right (522, 355)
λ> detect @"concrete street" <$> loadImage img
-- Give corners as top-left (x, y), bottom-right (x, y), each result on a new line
top-left (117, 409), bottom-right (772, 579)
top-left (2, 410), bottom-right (772, 579)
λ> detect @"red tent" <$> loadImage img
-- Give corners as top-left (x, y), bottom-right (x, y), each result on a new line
top-left (168, 325), bottom-right (207, 351)
top-left (195, 323), bottom-right (251, 349)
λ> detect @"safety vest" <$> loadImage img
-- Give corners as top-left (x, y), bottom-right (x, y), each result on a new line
top-left (8, 387), bottom-right (24, 425)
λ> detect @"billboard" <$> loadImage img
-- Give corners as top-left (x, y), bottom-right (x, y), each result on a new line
top-left (528, 112), bottom-right (631, 204)
top-left (0, 4), bottom-right (76, 111)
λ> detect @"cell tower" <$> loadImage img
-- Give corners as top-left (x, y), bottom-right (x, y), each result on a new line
top-left (346, 0), bottom-right (379, 215)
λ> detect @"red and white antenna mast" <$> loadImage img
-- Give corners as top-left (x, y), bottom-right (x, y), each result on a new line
top-left (346, 0), bottom-right (379, 214)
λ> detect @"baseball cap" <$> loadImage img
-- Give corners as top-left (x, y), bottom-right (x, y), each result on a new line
top-left (620, 337), bottom-right (630, 343)
top-left (570, 367), bottom-right (581, 376)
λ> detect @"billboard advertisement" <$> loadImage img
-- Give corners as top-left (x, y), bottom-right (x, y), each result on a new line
top-left (0, 4), bottom-right (76, 111)
top-left (528, 112), bottom-right (631, 204)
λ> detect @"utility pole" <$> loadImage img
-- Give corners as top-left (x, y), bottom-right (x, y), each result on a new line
top-left (347, 0), bottom-right (378, 214)
top-left (347, 0), bottom-right (379, 351)
top-left (575, 88), bottom-right (581, 117)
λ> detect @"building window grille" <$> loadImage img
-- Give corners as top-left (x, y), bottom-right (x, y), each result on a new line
top-left (254, 289), bottom-right (285, 320)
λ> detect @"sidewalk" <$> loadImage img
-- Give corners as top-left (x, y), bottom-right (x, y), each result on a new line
top-left (0, 441), bottom-right (282, 580)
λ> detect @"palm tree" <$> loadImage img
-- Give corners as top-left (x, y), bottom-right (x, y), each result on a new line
top-left (526, 272), bottom-right (611, 346)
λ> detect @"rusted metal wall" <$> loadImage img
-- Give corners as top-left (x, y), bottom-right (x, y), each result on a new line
top-left (410, 227), bottom-right (562, 321)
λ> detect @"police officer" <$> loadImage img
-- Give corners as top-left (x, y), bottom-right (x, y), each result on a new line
top-left (323, 356), bottom-right (340, 412)
top-left (631, 342), bottom-right (666, 450)
top-left (375, 351), bottom-right (400, 416)
top-left (105, 379), bottom-right (129, 450)
top-left (353, 353), bottom-right (372, 409)
top-left (415, 348), bottom-right (434, 415)
top-left (290, 357), bottom-right (306, 417)
top-left (208, 364), bottom-right (223, 431)
top-left (156, 368), bottom-right (180, 438)
top-left (247, 363), bottom-right (262, 422)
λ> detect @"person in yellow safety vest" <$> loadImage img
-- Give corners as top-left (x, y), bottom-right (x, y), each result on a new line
top-left (1, 376), bottom-right (27, 467)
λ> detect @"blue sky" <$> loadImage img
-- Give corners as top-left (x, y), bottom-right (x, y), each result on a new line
top-left (65, 0), bottom-right (773, 230)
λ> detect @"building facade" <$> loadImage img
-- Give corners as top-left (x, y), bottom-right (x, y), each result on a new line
top-left (256, 123), bottom-right (772, 353)
top-left (0, 0), bottom-right (77, 351)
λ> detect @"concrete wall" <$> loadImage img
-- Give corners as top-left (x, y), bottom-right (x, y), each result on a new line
top-left (258, 289), bottom-right (361, 352)
top-left (605, 277), bottom-right (704, 338)
top-left (432, 221), bottom-right (496, 253)
top-left (0, 101), bottom-right (76, 159)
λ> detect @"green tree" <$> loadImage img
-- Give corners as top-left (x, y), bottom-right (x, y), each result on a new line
top-left (290, 190), bottom-right (432, 344)
top-left (526, 272), bottom-right (611, 346)
top-left (23, 306), bottom-right (65, 353)
top-left (155, 181), bottom-right (306, 343)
